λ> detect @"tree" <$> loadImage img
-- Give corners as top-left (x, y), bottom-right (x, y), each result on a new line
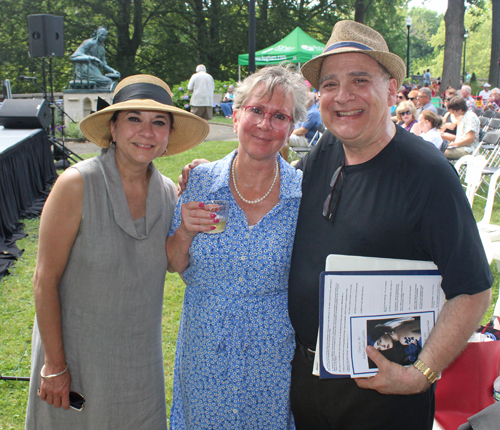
top-left (441, 0), bottom-right (466, 91)
top-left (408, 7), bottom-right (443, 65)
top-left (489, 0), bottom-right (500, 86)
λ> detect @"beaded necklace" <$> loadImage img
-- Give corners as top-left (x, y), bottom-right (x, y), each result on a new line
top-left (231, 155), bottom-right (279, 204)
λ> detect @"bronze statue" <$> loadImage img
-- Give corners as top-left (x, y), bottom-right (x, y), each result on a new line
top-left (70, 27), bottom-right (120, 90)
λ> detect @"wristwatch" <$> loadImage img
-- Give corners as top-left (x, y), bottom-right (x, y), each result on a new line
top-left (413, 359), bottom-right (439, 384)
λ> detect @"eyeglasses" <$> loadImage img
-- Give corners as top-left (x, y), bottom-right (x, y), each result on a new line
top-left (444, 97), bottom-right (451, 101)
top-left (241, 106), bottom-right (293, 130)
top-left (397, 95), bottom-right (405, 99)
top-left (417, 95), bottom-right (426, 98)
top-left (69, 391), bottom-right (85, 411)
top-left (322, 164), bottom-right (345, 221)
top-left (409, 97), bottom-right (415, 101)
top-left (400, 111), bottom-right (412, 116)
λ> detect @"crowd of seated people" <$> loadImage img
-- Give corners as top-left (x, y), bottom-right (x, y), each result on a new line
top-left (391, 78), bottom-right (499, 161)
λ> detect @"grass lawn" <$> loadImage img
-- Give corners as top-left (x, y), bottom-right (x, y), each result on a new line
top-left (210, 117), bottom-right (234, 125)
top-left (0, 140), bottom-right (499, 428)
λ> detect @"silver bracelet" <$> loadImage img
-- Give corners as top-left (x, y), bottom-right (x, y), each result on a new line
top-left (40, 364), bottom-right (68, 379)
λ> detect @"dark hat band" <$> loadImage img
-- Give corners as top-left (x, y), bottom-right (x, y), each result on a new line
top-left (113, 82), bottom-right (173, 106)
top-left (324, 41), bottom-right (374, 53)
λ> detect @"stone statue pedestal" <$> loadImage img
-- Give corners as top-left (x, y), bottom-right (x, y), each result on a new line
top-left (63, 89), bottom-right (113, 127)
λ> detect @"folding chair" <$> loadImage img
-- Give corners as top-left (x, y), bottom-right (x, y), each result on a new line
top-left (483, 110), bottom-right (495, 119)
top-left (436, 107), bottom-right (447, 117)
top-left (473, 132), bottom-right (500, 157)
top-left (476, 168), bottom-right (500, 241)
top-left (485, 118), bottom-right (500, 133)
top-left (454, 155), bottom-right (488, 206)
top-left (495, 111), bottom-right (500, 119)
top-left (289, 124), bottom-right (324, 161)
top-left (473, 107), bottom-right (483, 117)
top-left (434, 340), bottom-right (500, 430)
top-left (478, 117), bottom-right (491, 141)
top-left (309, 123), bottom-right (325, 146)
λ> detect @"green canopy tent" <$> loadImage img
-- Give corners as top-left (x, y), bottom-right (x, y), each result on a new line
top-left (237, 27), bottom-right (325, 80)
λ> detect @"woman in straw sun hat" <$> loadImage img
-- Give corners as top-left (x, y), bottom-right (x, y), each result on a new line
top-left (26, 74), bottom-right (209, 429)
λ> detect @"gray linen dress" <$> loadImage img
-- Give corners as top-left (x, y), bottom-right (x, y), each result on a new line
top-left (25, 145), bottom-right (176, 429)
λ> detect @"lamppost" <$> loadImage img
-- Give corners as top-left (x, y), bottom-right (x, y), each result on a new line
top-left (406, 16), bottom-right (412, 79)
top-left (248, 0), bottom-right (256, 74)
top-left (462, 30), bottom-right (468, 81)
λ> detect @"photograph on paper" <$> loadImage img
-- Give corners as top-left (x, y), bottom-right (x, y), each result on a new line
top-left (349, 311), bottom-right (436, 378)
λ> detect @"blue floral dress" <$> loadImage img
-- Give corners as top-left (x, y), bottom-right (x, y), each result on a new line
top-left (169, 150), bottom-right (301, 429)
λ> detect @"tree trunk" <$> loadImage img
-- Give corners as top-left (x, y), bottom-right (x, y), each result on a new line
top-left (114, 0), bottom-right (143, 78)
top-left (354, 0), bottom-right (366, 23)
top-left (207, 0), bottom-right (221, 74)
top-left (192, 0), bottom-right (209, 65)
top-left (441, 0), bottom-right (465, 92)
top-left (489, 0), bottom-right (500, 87)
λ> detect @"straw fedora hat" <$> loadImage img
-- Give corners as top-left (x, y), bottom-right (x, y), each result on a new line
top-left (79, 74), bottom-right (210, 156)
top-left (301, 20), bottom-right (406, 90)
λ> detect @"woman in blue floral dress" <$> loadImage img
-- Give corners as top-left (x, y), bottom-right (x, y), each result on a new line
top-left (167, 65), bottom-right (308, 429)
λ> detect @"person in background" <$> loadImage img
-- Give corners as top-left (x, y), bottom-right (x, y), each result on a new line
top-left (408, 89), bottom-right (419, 108)
top-left (440, 88), bottom-right (459, 142)
top-left (461, 85), bottom-right (476, 111)
top-left (289, 92), bottom-right (322, 147)
top-left (397, 88), bottom-right (409, 102)
top-left (419, 110), bottom-right (444, 150)
top-left (484, 88), bottom-right (500, 112)
top-left (167, 64), bottom-right (307, 429)
top-left (423, 69), bottom-right (431, 87)
top-left (444, 96), bottom-right (480, 160)
top-left (390, 86), bottom-right (408, 116)
top-left (188, 64), bottom-right (215, 120)
top-left (396, 100), bottom-right (420, 135)
top-left (416, 87), bottom-right (438, 115)
top-left (25, 74), bottom-right (209, 429)
top-left (221, 84), bottom-right (235, 118)
top-left (479, 83), bottom-right (492, 105)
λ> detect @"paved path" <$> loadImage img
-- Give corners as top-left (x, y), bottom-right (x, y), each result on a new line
top-left (65, 122), bottom-right (237, 155)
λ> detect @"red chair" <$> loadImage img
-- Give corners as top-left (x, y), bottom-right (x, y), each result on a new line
top-left (434, 341), bottom-right (500, 429)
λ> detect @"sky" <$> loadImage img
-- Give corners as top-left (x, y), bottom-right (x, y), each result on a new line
top-left (408, 0), bottom-right (448, 15)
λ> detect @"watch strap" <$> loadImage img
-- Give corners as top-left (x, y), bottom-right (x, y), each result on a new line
top-left (413, 359), bottom-right (439, 384)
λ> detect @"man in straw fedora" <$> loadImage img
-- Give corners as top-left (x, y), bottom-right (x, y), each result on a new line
top-left (288, 20), bottom-right (492, 429)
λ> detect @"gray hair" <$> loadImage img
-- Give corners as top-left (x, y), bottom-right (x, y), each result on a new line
top-left (461, 85), bottom-right (471, 96)
top-left (419, 87), bottom-right (432, 98)
top-left (196, 64), bottom-right (206, 73)
top-left (233, 64), bottom-right (308, 124)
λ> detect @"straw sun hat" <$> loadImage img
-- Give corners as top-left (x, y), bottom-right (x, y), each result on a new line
top-left (301, 20), bottom-right (406, 90)
top-left (79, 74), bottom-right (210, 156)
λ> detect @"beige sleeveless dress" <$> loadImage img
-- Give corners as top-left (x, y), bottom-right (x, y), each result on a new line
top-left (25, 145), bottom-right (176, 429)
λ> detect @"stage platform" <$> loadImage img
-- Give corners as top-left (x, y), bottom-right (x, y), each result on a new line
top-left (0, 127), bottom-right (57, 279)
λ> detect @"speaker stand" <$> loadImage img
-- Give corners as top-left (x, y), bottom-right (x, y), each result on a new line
top-left (42, 57), bottom-right (83, 169)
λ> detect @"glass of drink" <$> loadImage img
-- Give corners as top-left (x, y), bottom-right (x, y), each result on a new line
top-left (203, 200), bottom-right (229, 234)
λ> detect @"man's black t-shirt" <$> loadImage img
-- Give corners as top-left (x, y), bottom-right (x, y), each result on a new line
top-left (290, 127), bottom-right (493, 348)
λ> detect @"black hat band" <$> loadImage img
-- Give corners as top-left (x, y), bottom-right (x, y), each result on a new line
top-left (113, 82), bottom-right (173, 106)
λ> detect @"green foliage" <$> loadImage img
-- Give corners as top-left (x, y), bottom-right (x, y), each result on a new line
top-left (424, 3), bottom-right (492, 86)
top-left (405, 6), bottom-right (444, 79)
